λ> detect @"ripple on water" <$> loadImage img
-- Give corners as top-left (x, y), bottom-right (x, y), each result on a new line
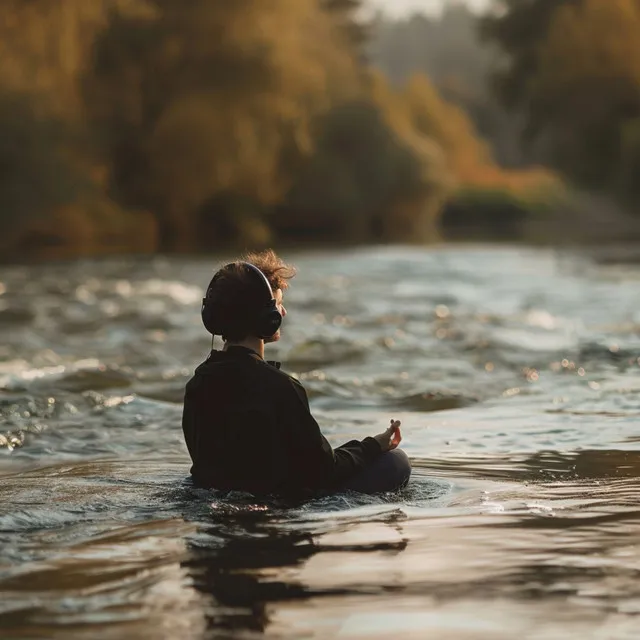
top-left (1, 362), bottom-right (132, 394)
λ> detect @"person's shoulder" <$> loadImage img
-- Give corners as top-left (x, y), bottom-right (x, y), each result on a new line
top-left (186, 352), bottom-right (305, 391)
top-left (251, 359), bottom-right (311, 400)
top-left (184, 361), bottom-right (207, 393)
top-left (257, 358), bottom-right (303, 388)
top-left (184, 356), bottom-right (225, 390)
top-left (188, 357), bottom-right (217, 381)
top-left (270, 366), bottom-right (311, 405)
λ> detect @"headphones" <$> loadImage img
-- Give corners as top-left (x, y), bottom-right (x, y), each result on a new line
top-left (201, 262), bottom-right (283, 339)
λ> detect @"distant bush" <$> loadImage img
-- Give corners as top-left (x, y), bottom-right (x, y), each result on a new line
top-left (0, 92), bottom-right (89, 258)
top-left (441, 188), bottom-right (531, 240)
top-left (276, 100), bottom-right (445, 243)
top-left (440, 184), bottom-right (564, 241)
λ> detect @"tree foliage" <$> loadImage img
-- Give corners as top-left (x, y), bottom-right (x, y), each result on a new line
top-left (0, 93), bottom-right (81, 244)
top-left (84, 0), bottom-right (362, 247)
top-left (279, 99), bottom-right (443, 241)
top-left (0, 0), bottom-right (548, 259)
top-left (368, 4), bottom-right (529, 167)
top-left (479, 0), bottom-right (579, 109)
top-left (483, 0), bottom-right (640, 203)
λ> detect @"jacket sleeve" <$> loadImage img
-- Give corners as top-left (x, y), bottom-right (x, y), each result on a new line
top-left (285, 379), bottom-right (381, 491)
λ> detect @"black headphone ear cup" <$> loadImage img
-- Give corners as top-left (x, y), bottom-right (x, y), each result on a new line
top-left (201, 271), bottom-right (225, 335)
top-left (256, 300), bottom-right (282, 339)
top-left (202, 263), bottom-right (281, 339)
top-left (201, 297), bottom-right (223, 335)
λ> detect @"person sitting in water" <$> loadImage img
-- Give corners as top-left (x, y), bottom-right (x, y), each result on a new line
top-left (181, 249), bottom-right (411, 498)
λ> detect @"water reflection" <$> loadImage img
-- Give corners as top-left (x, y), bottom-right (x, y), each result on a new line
top-left (186, 515), bottom-right (315, 633)
top-left (182, 496), bottom-right (410, 636)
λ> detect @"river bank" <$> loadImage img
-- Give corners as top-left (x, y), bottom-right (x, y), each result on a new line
top-left (4, 187), bottom-right (640, 265)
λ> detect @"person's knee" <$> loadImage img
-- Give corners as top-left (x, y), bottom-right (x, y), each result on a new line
top-left (382, 448), bottom-right (411, 485)
top-left (341, 448), bottom-right (412, 494)
top-left (387, 448), bottom-right (411, 471)
top-left (389, 448), bottom-right (410, 465)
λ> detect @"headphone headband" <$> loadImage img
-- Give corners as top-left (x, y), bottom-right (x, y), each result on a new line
top-left (204, 261), bottom-right (273, 303)
top-left (238, 261), bottom-right (274, 302)
top-left (201, 261), bottom-right (282, 338)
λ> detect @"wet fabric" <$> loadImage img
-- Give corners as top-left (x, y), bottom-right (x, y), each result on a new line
top-left (182, 346), bottom-right (382, 497)
top-left (342, 449), bottom-right (412, 494)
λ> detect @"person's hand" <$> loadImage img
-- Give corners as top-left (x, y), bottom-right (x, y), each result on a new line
top-left (373, 419), bottom-right (402, 452)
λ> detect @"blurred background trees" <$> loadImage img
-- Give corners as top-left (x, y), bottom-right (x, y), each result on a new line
top-left (483, 0), bottom-right (640, 201)
top-left (0, 0), bottom-right (638, 261)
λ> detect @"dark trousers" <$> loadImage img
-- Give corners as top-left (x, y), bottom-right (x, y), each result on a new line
top-left (342, 449), bottom-right (411, 494)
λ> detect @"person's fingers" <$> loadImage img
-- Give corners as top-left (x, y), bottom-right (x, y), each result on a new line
top-left (378, 420), bottom-right (402, 452)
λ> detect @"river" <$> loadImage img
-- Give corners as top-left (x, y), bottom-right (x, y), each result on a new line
top-left (1, 245), bottom-right (639, 639)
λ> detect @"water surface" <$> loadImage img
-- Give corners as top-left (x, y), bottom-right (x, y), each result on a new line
top-left (1, 246), bottom-right (639, 639)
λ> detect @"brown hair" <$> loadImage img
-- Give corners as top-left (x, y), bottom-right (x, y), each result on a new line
top-left (204, 249), bottom-right (296, 341)
top-left (242, 249), bottom-right (296, 292)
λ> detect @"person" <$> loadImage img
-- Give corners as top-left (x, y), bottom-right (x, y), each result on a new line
top-left (181, 249), bottom-right (411, 498)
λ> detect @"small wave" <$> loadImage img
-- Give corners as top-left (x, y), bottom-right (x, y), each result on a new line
top-left (393, 391), bottom-right (479, 412)
top-left (133, 382), bottom-right (188, 404)
top-left (188, 476), bottom-right (450, 521)
top-left (1, 362), bottom-right (132, 394)
top-left (0, 506), bottom-right (106, 533)
top-left (286, 338), bottom-right (369, 368)
top-left (0, 303), bottom-right (36, 325)
top-left (0, 432), bottom-right (24, 450)
top-left (579, 341), bottom-right (640, 366)
top-left (130, 279), bottom-right (202, 305)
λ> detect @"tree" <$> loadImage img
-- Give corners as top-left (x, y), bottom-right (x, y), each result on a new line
top-left (0, 93), bottom-right (85, 252)
top-left (84, 0), bottom-right (361, 249)
top-left (522, 0), bottom-right (640, 191)
top-left (320, 0), bottom-right (369, 57)
top-left (279, 99), bottom-right (442, 241)
top-left (401, 74), bottom-right (491, 181)
top-left (368, 5), bottom-right (530, 167)
top-left (480, 0), bottom-right (579, 110)
top-left (481, 0), bottom-right (640, 205)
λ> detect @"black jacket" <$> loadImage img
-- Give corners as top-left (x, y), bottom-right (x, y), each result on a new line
top-left (182, 346), bottom-right (382, 496)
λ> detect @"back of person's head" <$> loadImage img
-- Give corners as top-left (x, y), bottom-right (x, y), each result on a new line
top-left (202, 249), bottom-right (295, 341)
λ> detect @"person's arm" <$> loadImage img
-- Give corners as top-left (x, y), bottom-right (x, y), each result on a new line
top-left (285, 379), bottom-right (381, 491)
